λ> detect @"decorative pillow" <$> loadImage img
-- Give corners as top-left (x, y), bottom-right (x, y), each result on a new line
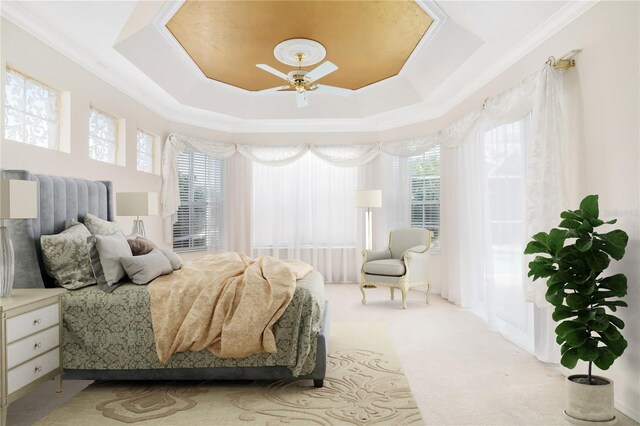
top-left (128, 236), bottom-right (157, 256)
top-left (90, 231), bottom-right (132, 292)
top-left (160, 249), bottom-right (183, 271)
top-left (40, 223), bottom-right (96, 290)
top-left (84, 213), bottom-right (121, 236)
top-left (121, 249), bottom-right (173, 285)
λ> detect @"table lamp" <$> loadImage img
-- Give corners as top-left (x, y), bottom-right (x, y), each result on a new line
top-left (116, 192), bottom-right (159, 237)
top-left (0, 180), bottom-right (38, 297)
top-left (355, 189), bottom-right (382, 251)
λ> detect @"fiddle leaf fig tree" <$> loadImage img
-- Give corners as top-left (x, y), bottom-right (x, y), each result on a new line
top-left (525, 195), bottom-right (629, 383)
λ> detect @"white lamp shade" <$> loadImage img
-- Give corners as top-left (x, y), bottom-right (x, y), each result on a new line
top-left (355, 190), bottom-right (382, 208)
top-left (116, 192), bottom-right (159, 217)
top-left (0, 180), bottom-right (38, 219)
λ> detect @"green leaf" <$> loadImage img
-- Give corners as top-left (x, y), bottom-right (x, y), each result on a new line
top-left (546, 291), bottom-right (564, 307)
top-left (561, 348), bottom-right (579, 369)
top-left (602, 324), bottom-right (622, 341)
top-left (586, 250), bottom-right (610, 273)
top-left (598, 334), bottom-right (628, 357)
top-left (566, 293), bottom-right (590, 310)
top-left (532, 232), bottom-right (549, 245)
top-left (552, 306), bottom-right (577, 321)
top-left (589, 218), bottom-right (604, 227)
top-left (524, 241), bottom-right (550, 255)
top-left (561, 210), bottom-right (584, 221)
top-left (604, 219), bottom-right (617, 225)
top-left (560, 342), bottom-right (573, 355)
top-left (564, 329), bottom-right (590, 347)
top-left (577, 339), bottom-right (599, 362)
top-left (598, 230), bottom-right (629, 260)
top-left (599, 274), bottom-right (628, 296)
top-left (577, 220), bottom-right (594, 233)
top-left (575, 237), bottom-right (592, 252)
top-left (548, 228), bottom-right (567, 254)
top-left (559, 218), bottom-right (581, 229)
top-left (555, 320), bottom-right (585, 337)
top-left (579, 195), bottom-right (599, 219)
top-left (593, 347), bottom-right (617, 370)
top-left (596, 300), bottom-right (628, 311)
top-left (588, 312), bottom-right (609, 332)
top-left (607, 315), bottom-right (625, 330)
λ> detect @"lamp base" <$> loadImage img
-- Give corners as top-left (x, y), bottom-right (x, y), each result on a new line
top-left (131, 219), bottom-right (146, 238)
top-left (0, 226), bottom-right (15, 297)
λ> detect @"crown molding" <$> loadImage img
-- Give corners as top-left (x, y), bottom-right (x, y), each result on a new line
top-left (0, 0), bottom-right (598, 136)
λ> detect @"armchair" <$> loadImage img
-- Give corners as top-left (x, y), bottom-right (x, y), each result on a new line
top-left (360, 228), bottom-right (432, 309)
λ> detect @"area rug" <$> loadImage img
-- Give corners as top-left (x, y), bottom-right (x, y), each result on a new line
top-left (37, 323), bottom-right (421, 425)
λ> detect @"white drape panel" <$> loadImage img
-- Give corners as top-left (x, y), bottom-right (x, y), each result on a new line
top-left (252, 153), bottom-right (358, 283)
top-left (223, 153), bottom-right (253, 254)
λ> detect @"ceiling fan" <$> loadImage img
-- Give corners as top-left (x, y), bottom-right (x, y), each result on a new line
top-left (256, 52), bottom-right (352, 108)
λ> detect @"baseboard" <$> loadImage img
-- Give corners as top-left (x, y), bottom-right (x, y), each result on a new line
top-left (614, 399), bottom-right (640, 423)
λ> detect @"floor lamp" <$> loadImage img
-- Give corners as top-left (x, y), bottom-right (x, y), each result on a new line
top-left (355, 190), bottom-right (382, 251)
top-left (0, 179), bottom-right (38, 297)
top-left (116, 192), bottom-right (159, 237)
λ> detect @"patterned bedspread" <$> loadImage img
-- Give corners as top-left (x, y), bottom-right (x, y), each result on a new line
top-left (62, 270), bottom-right (324, 376)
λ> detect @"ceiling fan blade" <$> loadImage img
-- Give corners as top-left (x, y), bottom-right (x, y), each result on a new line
top-left (258, 86), bottom-right (287, 93)
top-left (256, 64), bottom-right (289, 81)
top-left (315, 84), bottom-right (352, 97)
top-left (305, 61), bottom-right (338, 83)
top-left (296, 91), bottom-right (308, 108)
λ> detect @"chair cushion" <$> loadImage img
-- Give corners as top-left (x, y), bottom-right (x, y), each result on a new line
top-left (363, 259), bottom-right (406, 277)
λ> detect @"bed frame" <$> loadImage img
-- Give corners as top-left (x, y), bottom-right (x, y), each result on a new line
top-left (3, 170), bottom-right (328, 387)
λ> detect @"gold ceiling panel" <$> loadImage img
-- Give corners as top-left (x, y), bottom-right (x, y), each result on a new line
top-left (166, 1), bottom-right (433, 91)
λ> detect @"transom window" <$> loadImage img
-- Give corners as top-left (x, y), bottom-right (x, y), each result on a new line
top-left (409, 145), bottom-right (441, 250)
top-left (173, 152), bottom-right (224, 252)
top-left (88, 107), bottom-right (118, 164)
top-left (3, 68), bottom-right (59, 149)
top-left (136, 129), bottom-right (155, 173)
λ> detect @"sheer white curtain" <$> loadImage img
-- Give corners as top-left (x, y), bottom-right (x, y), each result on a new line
top-left (252, 152), bottom-right (358, 282)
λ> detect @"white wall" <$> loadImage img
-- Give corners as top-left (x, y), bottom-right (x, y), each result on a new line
top-left (1, 1), bottom-right (638, 419)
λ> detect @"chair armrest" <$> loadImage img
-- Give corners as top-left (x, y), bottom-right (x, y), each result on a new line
top-left (362, 249), bottom-right (391, 263)
top-left (402, 245), bottom-right (428, 260)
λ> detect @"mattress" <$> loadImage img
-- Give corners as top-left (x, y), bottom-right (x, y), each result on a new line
top-left (62, 270), bottom-right (324, 376)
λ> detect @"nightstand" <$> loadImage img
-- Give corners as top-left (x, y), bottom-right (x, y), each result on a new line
top-left (0, 288), bottom-right (66, 426)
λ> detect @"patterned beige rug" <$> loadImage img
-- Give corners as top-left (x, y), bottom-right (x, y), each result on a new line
top-left (37, 323), bottom-right (421, 425)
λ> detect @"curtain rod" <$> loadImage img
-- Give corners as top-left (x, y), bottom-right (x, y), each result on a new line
top-left (547, 49), bottom-right (582, 70)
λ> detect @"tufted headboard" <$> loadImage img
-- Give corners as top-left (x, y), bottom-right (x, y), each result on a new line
top-left (2, 170), bottom-right (114, 289)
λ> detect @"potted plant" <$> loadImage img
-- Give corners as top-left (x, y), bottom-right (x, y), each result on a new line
top-left (525, 195), bottom-right (628, 425)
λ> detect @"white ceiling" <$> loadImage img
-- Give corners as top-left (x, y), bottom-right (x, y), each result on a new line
top-left (1, 1), bottom-right (597, 134)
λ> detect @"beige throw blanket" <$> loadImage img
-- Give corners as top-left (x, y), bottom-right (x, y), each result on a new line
top-left (148, 252), bottom-right (313, 363)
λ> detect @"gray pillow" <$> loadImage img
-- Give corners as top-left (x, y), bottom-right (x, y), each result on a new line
top-left (40, 223), bottom-right (96, 290)
top-left (160, 249), bottom-right (183, 270)
top-left (85, 213), bottom-right (121, 236)
top-left (121, 249), bottom-right (173, 285)
top-left (90, 231), bottom-right (132, 291)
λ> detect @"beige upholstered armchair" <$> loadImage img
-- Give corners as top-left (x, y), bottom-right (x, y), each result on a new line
top-left (360, 228), bottom-right (432, 309)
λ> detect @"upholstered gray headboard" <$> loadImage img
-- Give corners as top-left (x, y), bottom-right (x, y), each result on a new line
top-left (2, 170), bottom-right (114, 289)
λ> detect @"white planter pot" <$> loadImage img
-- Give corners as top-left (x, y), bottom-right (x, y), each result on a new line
top-left (565, 375), bottom-right (616, 425)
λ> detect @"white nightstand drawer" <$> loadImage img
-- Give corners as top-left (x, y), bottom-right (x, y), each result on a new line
top-left (7, 348), bottom-right (59, 395)
top-left (6, 303), bottom-right (59, 343)
top-left (7, 325), bottom-right (60, 369)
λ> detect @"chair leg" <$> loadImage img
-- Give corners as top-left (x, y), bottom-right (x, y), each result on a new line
top-left (425, 281), bottom-right (431, 304)
top-left (401, 288), bottom-right (407, 310)
top-left (390, 287), bottom-right (395, 300)
top-left (360, 282), bottom-right (367, 305)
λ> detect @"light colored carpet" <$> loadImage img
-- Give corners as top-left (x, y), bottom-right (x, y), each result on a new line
top-left (35, 323), bottom-right (421, 425)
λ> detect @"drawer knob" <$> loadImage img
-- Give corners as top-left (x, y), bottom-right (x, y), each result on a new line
top-left (34, 366), bottom-right (42, 373)
top-left (33, 318), bottom-right (42, 325)
top-left (34, 342), bottom-right (42, 349)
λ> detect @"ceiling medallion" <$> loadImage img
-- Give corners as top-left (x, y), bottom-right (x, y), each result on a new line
top-left (274, 38), bottom-right (326, 67)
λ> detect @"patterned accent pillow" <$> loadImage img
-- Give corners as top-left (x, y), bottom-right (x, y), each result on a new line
top-left (84, 213), bottom-right (121, 236)
top-left (41, 223), bottom-right (96, 290)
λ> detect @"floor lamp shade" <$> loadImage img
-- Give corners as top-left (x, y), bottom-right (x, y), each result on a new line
top-left (116, 192), bottom-right (159, 237)
top-left (0, 180), bottom-right (38, 297)
top-left (355, 190), bottom-right (382, 251)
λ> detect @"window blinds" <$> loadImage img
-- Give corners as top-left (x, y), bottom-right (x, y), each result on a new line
top-left (172, 152), bottom-right (224, 252)
top-left (409, 145), bottom-right (441, 249)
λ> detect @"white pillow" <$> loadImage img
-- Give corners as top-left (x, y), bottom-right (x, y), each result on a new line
top-left (90, 231), bottom-right (132, 291)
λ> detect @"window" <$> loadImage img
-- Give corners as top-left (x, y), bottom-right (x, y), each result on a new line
top-left (173, 152), bottom-right (224, 252)
top-left (88, 107), bottom-right (118, 164)
top-left (136, 129), bottom-right (155, 173)
top-left (3, 68), bottom-right (59, 149)
top-left (409, 145), bottom-right (441, 250)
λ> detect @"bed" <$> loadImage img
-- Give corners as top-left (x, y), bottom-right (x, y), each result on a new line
top-left (3, 170), bottom-right (329, 387)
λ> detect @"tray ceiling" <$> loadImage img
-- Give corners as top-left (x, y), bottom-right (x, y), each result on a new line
top-left (0, 0), bottom-right (589, 133)
top-left (166, 0), bottom-right (433, 91)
